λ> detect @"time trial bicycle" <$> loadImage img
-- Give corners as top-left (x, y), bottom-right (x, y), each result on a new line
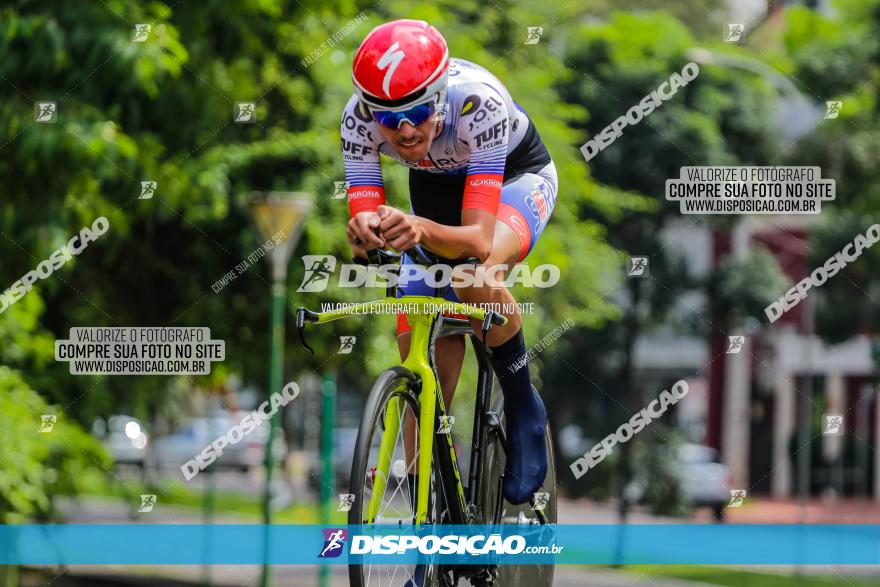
top-left (296, 246), bottom-right (556, 587)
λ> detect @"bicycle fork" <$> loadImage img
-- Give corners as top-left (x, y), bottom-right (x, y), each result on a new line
top-left (366, 313), bottom-right (438, 525)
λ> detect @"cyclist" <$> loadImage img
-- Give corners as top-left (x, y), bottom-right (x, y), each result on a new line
top-left (342, 19), bottom-right (557, 506)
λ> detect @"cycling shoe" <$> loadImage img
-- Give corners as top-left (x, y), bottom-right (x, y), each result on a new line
top-left (501, 386), bottom-right (548, 504)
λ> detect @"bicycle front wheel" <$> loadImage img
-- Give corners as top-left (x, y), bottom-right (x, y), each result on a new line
top-left (348, 367), bottom-right (443, 587)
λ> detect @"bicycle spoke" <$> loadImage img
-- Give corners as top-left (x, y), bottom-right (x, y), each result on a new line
top-left (376, 399), bottom-right (411, 521)
top-left (354, 379), bottom-right (446, 587)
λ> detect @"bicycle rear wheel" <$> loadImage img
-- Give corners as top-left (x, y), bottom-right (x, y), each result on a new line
top-left (348, 368), bottom-right (443, 587)
top-left (479, 391), bottom-right (557, 587)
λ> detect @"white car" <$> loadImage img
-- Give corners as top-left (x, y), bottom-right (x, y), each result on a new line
top-left (623, 442), bottom-right (732, 521)
top-left (152, 414), bottom-right (287, 473)
top-left (676, 443), bottom-right (732, 521)
top-left (93, 415), bottom-right (149, 467)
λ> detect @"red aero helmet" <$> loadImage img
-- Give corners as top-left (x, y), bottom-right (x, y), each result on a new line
top-left (352, 19), bottom-right (449, 112)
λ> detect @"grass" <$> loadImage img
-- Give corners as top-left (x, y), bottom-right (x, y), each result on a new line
top-left (84, 476), bottom-right (347, 524)
top-left (621, 565), bottom-right (880, 586)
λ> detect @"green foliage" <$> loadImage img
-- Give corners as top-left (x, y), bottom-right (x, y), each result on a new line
top-left (630, 424), bottom-right (690, 517)
top-left (708, 250), bottom-right (792, 328)
top-left (783, 6), bottom-right (877, 99)
top-left (0, 0), bottom-right (631, 521)
top-left (781, 0), bottom-right (880, 344)
top-left (0, 366), bottom-right (110, 523)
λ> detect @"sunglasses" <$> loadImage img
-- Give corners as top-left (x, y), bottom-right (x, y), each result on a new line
top-left (371, 103), bottom-right (436, 129)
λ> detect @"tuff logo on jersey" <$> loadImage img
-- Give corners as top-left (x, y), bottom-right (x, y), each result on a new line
top-left (474, 119), bottom-right (507, 148)
top-left (342, 139), bottom-right (373, 157)
top-left (377, 42), bottom-right (406, 98)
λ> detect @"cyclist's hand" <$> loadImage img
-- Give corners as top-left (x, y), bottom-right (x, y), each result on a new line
top-left (377, 205), bottom-right (421, 251)
top-left (347, 212), bottom-right (384, 249)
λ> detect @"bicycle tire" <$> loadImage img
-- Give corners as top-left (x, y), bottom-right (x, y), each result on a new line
top-left (479, 391), bottom-right (557, 587)
top-left (348, 367), bottom-right (442, 587)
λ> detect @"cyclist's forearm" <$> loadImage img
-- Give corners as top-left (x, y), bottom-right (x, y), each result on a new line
top-left (413, 216), bottom-right (492, 262)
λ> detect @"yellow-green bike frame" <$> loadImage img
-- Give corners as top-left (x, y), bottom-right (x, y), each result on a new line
top-left (298, 295), bottom-right (506, 524)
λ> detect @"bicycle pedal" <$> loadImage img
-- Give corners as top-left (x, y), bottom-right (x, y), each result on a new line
top-left (516, 510), bottom-right (541, 525)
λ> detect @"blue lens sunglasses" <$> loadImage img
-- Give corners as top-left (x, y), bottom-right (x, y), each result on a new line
top-left (371, 102), bottom-right (436, 129)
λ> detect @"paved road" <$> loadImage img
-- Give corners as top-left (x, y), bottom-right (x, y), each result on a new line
top-left (49, 494), bottom-right (880, 585)
top-left (46, 496), bottom-right (717, 587)
top-left (28, 565), bottom-right (720, 587)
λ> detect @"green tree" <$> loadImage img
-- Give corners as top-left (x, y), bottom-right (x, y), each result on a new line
top-left (0, 0), bottom-right (628, 521)
top-left (780, 2), bottom-right (880, 343)
top-left (552, 11), bottom-right (784, 510)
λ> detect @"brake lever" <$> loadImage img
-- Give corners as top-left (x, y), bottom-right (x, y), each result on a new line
top-left (481, 313), bottom-right (494, 356)
top-left (296, 308), bottom-right (318, 355)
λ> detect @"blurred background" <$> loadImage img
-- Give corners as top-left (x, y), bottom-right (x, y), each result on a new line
top-left (2, 0), bottom-right (880, 585)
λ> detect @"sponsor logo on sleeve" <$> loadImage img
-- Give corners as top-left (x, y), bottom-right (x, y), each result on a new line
top-left (467, 176), bottom-right (502, 189)
top-left (348, 188), bottom-right (383, 200)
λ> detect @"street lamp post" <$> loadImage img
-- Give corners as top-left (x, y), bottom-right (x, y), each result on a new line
top-left (686, 48), bottom-right (824, 140)
top-left (249, 191), bottom-right (312, 587)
